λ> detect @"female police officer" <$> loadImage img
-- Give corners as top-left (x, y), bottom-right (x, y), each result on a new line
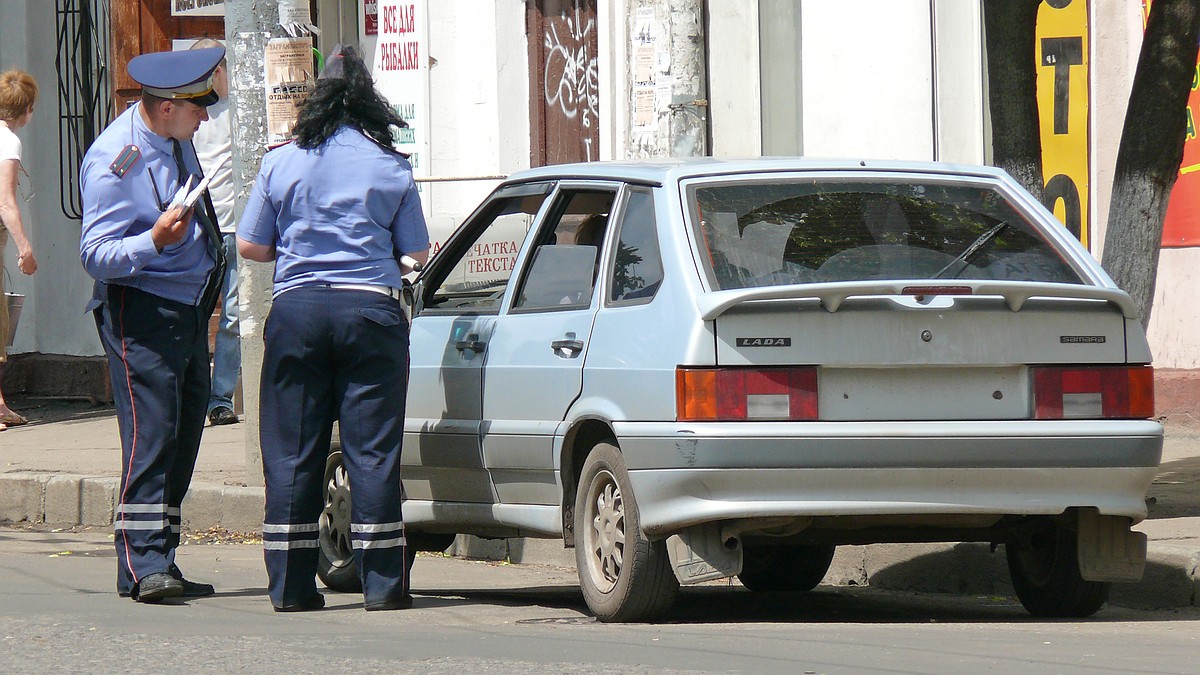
top-left (237, 44), bottom-right (429, 612)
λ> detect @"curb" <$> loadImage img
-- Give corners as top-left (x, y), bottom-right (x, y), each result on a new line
top-left (2, 472), bottom-right (1196, 611)
top-left (0, 473), bottom-right (262, 534)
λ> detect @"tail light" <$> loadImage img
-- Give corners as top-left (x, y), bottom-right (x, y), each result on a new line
top-left (676, 367), bottom-right (818, 421)
top-left (1032, 365), bottom-right (1155, 419)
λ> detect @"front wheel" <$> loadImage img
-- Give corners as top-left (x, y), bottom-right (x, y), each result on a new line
top-left (1006, 519), bottom-right (1110, 618)
top-left (574, 441), bottom-right (678, 622)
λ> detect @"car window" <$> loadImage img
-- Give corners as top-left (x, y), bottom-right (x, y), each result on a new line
top-left (689, 180), bottom-right (1083, 290)
top-left (609, 188), bottom-right (664, 304)
top-left (512, 189), bottom-right (617, 311)
top-left (424, 185), bottom-right (551, 312)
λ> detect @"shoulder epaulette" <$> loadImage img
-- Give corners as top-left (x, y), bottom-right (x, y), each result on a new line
top-left (108, 144), bottom-right (141, 178)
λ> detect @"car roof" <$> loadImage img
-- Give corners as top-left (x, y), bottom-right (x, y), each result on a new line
top-left (503, 157), bottom-right (1013, 187)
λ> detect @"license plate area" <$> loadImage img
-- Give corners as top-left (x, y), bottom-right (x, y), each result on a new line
top-left (818, 366), bottom-right (1028, 421)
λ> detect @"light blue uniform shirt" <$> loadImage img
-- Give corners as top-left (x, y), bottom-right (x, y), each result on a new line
top-left (237, 126), bottom-right (429, 296)
top-left (79, 103), bottom-right (214, 309)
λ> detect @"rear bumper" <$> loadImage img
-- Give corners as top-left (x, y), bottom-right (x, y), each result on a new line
top-left (612, 419), bottom-right (1163, 535)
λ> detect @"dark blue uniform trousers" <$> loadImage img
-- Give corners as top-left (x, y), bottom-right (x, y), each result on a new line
top-left (260, 287), bottom-right (410, 609)
top-left (93, 285), bottom-right (210, 596)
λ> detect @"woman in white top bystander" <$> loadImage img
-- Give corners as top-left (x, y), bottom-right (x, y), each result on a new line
top-left (0, 68), bottom-right (38, 430)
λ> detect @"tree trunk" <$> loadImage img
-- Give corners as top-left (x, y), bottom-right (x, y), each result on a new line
top-left (1102, 0), bottom-right (1200, 327)
top-left (982, 0), bottom-right (1043, 200)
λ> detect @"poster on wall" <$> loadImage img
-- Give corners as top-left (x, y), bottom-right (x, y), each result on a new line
top-left (264, 37), bottom-right (314, 146)
top-left (632, 6), bottom-right (657, 133)
top-left (369, 0), bottom-right (431, 221)
top-left (171, 0), bottom-right (224, 17)
top-left (1036, 0), bottom-right (1090, 249)
top-left (1145, 1), bottom-right (1200, 248)
top-left (365, 0), bottom-right (379, 36)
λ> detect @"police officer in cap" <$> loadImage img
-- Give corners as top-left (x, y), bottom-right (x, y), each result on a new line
top-left (80, 46), bottom-right (227, 603)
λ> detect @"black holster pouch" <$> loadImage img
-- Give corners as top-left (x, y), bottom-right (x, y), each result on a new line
top-left (196, 190), bottom-right (228, 318)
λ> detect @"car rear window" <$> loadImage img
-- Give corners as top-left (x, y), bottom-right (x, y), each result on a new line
top-left (689, 179), bottom-right (1083, 290)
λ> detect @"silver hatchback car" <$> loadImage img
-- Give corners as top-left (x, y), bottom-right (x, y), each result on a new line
top-left (317, 158), bottom-right (1162, 622)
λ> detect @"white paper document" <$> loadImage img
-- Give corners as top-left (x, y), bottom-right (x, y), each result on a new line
top-left (167, 174), bottom-right (212, 211)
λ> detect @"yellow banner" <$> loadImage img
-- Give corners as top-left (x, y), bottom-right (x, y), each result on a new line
top-left (1036, 0), bottom-right (1090, 248)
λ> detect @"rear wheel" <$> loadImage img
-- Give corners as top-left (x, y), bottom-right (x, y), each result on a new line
top-left (737, 544), bottom-right (836, 592)
top-left (318, 448), bottom-right (445, 592)
top-left (318, 449), bottom-right (362, 592)
top-left (574, 441), bottom-right (678, 622)
top-left (1006, 520), bottom-right (1110, 617)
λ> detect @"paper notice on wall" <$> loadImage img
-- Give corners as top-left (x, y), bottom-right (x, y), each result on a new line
top-left (635, 44), bottom-right (654, 84)
top-left (655, 79), bottom-right (673, 109)
top-left (278, 0), bottom-right (310, 25)
top-left (632, 4), bottom-right (658, 132)
top-left (278, 0), bottom-right (317, 37)
top-left (635, 6), bottom-right (655, 36)
top-left (264, 36), bottom-right (314, 145)
top-left (633, 88), bottom-right (655, 129)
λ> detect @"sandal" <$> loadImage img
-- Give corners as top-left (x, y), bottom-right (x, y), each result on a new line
top-left (0, 410), bottom-right (27, 426)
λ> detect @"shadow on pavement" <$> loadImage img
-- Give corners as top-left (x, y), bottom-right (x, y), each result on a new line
top-left (1148, 455), bottom-right (1200, 519)
top-left (5, 395), bottom-right (116, 428)
top-left (413, 581), bottom-right (1198, 624)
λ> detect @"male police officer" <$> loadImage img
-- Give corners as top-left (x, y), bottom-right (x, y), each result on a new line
top-left (80, 46), bottom-right (227, 603)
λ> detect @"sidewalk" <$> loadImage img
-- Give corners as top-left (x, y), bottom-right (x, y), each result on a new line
top-left (2, 397), bottom-right (1198, 611)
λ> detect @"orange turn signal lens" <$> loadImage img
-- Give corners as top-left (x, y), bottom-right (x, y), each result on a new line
top-left (677, 366), bottom-right (818, 422)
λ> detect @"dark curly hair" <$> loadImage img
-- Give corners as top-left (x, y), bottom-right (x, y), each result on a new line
top-left (292, 44), bottom-right (407, 151)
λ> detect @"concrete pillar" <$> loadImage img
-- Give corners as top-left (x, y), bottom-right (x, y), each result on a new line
top-left (225, 2), bottom-right (286, 487)
top-left (627, 0), bottom-right (708, 158)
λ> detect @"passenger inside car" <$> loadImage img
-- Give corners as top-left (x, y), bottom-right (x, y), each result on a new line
top-left (574, 213), bottom-right (607, 282)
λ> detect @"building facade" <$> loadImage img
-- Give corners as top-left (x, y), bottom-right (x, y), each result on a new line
top-left (1, 0), bottom-right (1194, 412)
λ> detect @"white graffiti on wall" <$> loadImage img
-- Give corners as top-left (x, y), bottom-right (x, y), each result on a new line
top-left (543, 5), bottom-right (599, 134)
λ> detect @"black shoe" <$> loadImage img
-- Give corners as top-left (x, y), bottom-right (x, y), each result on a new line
top-left (274, 594), bottom-right (326, 613)
top-left (168, 565), bottom-right (215, 597)
top-left (132, 573), bottom-right (184, 603)
top-left (208, 406), bottom-right (239, 426)
top-left (364, 594), bottom-right (413, 611)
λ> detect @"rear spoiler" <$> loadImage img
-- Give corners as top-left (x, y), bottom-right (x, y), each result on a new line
top-left (696, 280), bottom-right (1139, 321)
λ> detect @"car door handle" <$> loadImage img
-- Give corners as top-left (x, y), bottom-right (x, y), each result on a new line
top-left (455, 333), bottom-right (486, 353)
top-left (551, 339), bottom-right (584, 355)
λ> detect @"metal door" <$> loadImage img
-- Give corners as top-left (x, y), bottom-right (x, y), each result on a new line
top-left (109, 0), bottom-right (224, 111)
top-left (527, 0), bottom-right (600, 166)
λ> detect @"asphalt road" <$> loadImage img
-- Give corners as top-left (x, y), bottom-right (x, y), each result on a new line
top-left (2, 526), bottom-right (1199, 674)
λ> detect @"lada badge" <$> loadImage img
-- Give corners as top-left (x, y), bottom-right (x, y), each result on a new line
top-left (735, 337), bottom-right (791, 347)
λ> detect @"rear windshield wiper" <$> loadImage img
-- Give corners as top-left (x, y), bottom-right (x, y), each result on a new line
top-left (933, 221), bottom-right (1009, 279)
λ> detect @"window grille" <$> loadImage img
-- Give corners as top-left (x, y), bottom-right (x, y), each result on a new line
top-left (55, 0), bottom-right (111, 220)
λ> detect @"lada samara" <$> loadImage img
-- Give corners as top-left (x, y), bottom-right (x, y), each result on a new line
top-left (317, 159), bottom-right (1162, 622)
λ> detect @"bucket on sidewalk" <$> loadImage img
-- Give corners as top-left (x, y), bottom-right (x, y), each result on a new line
top-left (5, 292), bottom-right (22, 347)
